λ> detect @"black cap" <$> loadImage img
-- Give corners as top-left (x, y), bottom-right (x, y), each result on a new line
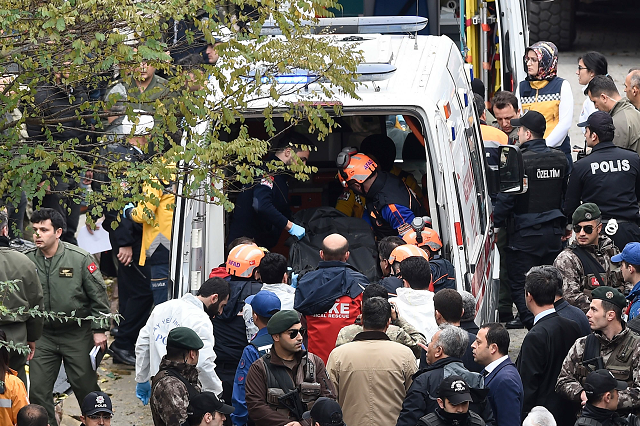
top-left (302, 397), bottom-right (344, 426)
top-left (438, 375), bottom-right (473, 405)
top-left (511, 110), bottom-right (546, 137)
top-left (81, 391), bottom-right (113, 416)
top-left (577, 111), bottom-right (615, 134)
top-left (187, 391), bottom-right (235, 423)
top-left (584, 369), bottom-right (627, 396)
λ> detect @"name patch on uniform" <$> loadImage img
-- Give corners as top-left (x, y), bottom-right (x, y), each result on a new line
top-left (536, 168), bottom-right (561, 179)
top-left (87, 262), bottom-right (98, 274)
top-left (59, 268), bottom-right (73, 278)
top-left (260, 177), bottom-right (274, 189)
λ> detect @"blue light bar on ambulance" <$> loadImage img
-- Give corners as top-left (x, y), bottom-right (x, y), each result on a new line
top-left (261, 16), bottom-right (428, 36)
top-left (245, 63), bottom-right (396, 84)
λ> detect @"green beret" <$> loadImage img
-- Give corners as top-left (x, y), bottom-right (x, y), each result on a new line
top-left (591, 286), bottom-right (627, 310)
top-left (572, 203), bottom-right (602, 225)
top-left (267, 310), bottom-right (300, 335)
top-left (167, 327), bottom-right (204, 350)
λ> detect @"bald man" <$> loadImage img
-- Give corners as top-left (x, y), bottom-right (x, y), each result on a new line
top-left (294, 234), bottom-right (370, 362)
top-left (625, 69), bottom-right (640, 111)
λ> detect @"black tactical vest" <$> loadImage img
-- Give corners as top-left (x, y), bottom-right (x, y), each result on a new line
top-left (513, 146), bottom-right (566, 214)
top-left (418, 411), bottom-right (485, 426)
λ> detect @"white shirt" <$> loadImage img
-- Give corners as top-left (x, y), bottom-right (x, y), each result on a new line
top-left (135, 293), bottom-right (223, 394)
top-left (389, 287), bottom-right (439, 342)
top-left (484, 355), bottom-right (509, 374)
top-left (243, 283), bottom-right (296, 340)
top-left (533, 307), bottom-right (556, 325)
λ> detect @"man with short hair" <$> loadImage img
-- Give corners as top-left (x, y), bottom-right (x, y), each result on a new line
top-left (587, 75), bottom-right (640, 154)
top-left (295, 233), bottom-right (369, 363)
top-left (625, 69), bottom-right (640, 111)
top-left (576, 369), bottom-right (627, 426)
top-left (26, 208), bottom-right (110, 426)
top-left (184, 392), bottom-right (235, 426)
top-left (432, 289), bottom-right (482, 373)
top-left (389, 255), bottom-right (439, 342)
top-left (227, 133), bottom-right (311, 249)
top-left (335, 283), bottom-right (426, 357)
top-left (491, 91), bottom-right (520, 143)
top-left (232, 290), bottom-right (281, 426)
top-left (493, 111), bottom-right (568, 330)
top-left (554, 204), bottom-right (624, 312)
top-left (460, 291), bottom-right (479, 335)
top-left (557, 286), bottom-right (640, 414)
top-left (417, 376), bottom-right (486, 426)
top-left (80, 391), bottom-right (113, 426)
top-left (615, 243), bottom-right (640, 320)
top-left (521, 407), bottom-right (556, 426)
top-left (245, 310), bottom-right (336, 426)
top-left (378, 236), bottom-right (409, 294)
top-left (517, 266), bottom-right (582, 425)
top-left (564, 111), bottom-right (640, 251)
top-left (17, 404), bottom-right (49, 426)
top-left (0, 210), bottom-right (43, 383)
top-left (474, 94), bottom-right (508, 181)
top-left (327, 297), bottom-right (417, 426)
top-left (135, 277), bottom-right (229, 405)
top-left (151, 327), bottom-right (204, 426)
top-left (471, 323), bottom-right (523, 426)
top-left (396, 325), bottom-right (492, 426)
top-left (301, 397), bottom-right (345, 426)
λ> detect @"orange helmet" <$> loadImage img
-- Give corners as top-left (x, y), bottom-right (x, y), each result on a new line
top-left (336, 147), bottom-right (377, 184)
top-left (403, 228), bottom-right (442, 255)
top-left (226, 244), bottom-right (265, 278)
top-left (388, 244), bottom-right (430, 264)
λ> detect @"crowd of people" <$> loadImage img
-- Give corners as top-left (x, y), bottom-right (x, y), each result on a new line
top-left (2, 24), bottom-right (640, 426)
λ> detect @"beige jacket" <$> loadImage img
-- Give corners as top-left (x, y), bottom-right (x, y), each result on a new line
top-left (326, 331), bottom-right (417, 426)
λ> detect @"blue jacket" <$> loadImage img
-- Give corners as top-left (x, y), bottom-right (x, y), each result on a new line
top-left (484, 357), bottom-right (524, 426)
top-left (294, 261), bottom-right (369, 315)
top-left (231, 328), bottom-right (273, 426)
top-left (628, 281), bottom-right (640, 320)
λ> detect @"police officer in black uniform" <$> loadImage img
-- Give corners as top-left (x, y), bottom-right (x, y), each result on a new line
top-left (227, 133), bottom-right (311, 250)
top-left (565, 111), bottom-right (640, 251)
top-left (493, 111), bottom-right (568, 330)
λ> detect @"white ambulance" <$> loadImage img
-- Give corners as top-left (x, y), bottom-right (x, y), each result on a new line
top-left (170, 17), bottom-right (527, 325)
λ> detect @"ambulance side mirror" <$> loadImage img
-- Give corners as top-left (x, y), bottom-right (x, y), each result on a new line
top-left (498, 145), bottom-right (526, 194)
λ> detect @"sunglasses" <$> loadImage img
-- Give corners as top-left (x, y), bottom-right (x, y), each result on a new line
top-left (87, 413), bottom-right (112, 420)
top-left (286, 328), bottom-right (306, 339)
top-left (573, 224), bottom-right (595, 234)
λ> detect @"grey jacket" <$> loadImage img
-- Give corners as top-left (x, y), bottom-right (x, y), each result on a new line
top-left (611, 98), bottom-right (640, 154)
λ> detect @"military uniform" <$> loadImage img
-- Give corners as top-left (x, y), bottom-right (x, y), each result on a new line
top-left (150, 358), bottom-right (202, 426)
top-left (554, 236), bottom-right (625, 312)
top-left (0, 238), bottom-right (43, 383)
top-left (556, 327), bottom-right (640, 413)
top-left (26, 241), bottom-right (110, 426)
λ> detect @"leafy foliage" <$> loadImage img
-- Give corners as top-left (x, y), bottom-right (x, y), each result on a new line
top-left (0, 0), bottom-right (363, 228)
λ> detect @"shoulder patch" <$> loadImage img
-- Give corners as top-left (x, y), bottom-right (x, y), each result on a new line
top-left (260, 177), bottom-right (274, 189)
top-left (88, 262), bottom-right (98, 274)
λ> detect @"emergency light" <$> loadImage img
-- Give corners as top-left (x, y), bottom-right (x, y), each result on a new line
top-left (261, 16), bottom-right (428, 35)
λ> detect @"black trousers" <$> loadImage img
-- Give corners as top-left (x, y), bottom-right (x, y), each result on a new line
top-left (506, 248), bottom-right (560, 330)
top-left (2, 190), bottom-right (27, 239)
top-left (112, 238), bottom-right (153, 351)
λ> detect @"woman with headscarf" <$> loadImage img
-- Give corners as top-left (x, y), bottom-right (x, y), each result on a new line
top-left (516, 41), bottom-right (574, 169)
top-left (576, 51), bottom-right (608, 125)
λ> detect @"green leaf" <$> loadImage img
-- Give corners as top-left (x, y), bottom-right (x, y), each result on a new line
top-left (56, 18), bottom-right (65, 32)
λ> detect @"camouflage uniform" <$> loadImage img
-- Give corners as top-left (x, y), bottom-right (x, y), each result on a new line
top-left (553, 236), bottom-right (625, 312)
top-left (150, 357), bottom-right (202, 426)
top-left (556, 328), bottom-right (640, 413)
top-left (335, 318), bottom-right (426, 358)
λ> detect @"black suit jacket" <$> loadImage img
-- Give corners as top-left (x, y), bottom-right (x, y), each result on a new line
top-left (516, 312), bottom-right (582, 426)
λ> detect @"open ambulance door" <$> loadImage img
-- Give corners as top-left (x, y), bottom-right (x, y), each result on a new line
top-left (495, 0), bottom-right (528, 92)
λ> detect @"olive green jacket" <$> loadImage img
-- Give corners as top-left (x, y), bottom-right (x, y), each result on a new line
top-left (0, 246), bottom-right (44, 342)
top-left (26, 242), bottom-right (110, 331)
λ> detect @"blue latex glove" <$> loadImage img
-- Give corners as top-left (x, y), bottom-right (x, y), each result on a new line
top-left (122, 202), bottom-right (135, 219)
top-left (136, 381), bottom-right (151, 405)
top-left (291, 271), bottom-right (299, 288)
top-left (288, 223), bottom-right (305, 240)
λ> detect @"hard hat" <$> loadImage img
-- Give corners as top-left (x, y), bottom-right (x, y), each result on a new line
top-left (336, 147), bottom-right (377, 184)
top-left (403, 228), bottom-right (442, 255)
top-left (226, 244), bottom-right (265, 278)
top-left (388, 244), bottom-right (430, 264)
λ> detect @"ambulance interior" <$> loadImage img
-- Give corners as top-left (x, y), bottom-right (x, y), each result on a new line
top-left (223, 111), bottom-right (455, 267)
